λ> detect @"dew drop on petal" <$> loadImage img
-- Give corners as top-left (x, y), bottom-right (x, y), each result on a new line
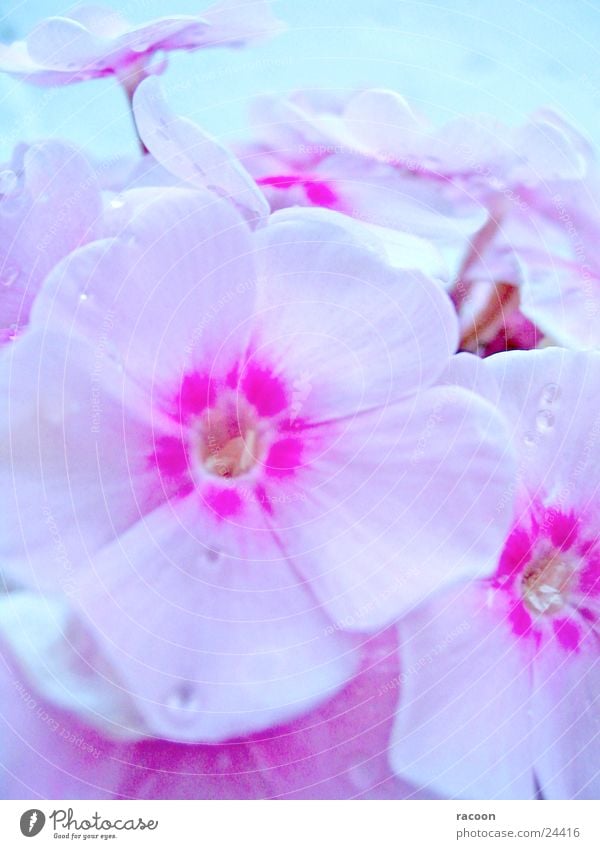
top-left (536, 409), bottom-right (555, 433)
top-left (523, 432), bottom-right (537, 447)
top-left (1, 264), bottom-right (20, 288)
top-left (166, 683), bottom-right (200, 718)
top-left (540, 382), bottom-right (560, 405)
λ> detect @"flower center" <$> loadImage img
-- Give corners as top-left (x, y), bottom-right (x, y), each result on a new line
top-left (194, 394), bottom-right (263, 479)
top-left (521, 546), bottom-right (575, 616)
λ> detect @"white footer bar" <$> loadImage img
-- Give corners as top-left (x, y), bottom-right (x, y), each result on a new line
top-left (0, 800), bottom-right (597, 848)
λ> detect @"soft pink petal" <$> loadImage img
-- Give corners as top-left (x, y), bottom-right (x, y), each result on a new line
top-left (0, 41), bottom-right (77, 84)
top-left (0, 647), bottom-right (126, 800)
top-left (531, 631), bottom-right (600, 799)
top-left (0, 591), bottom-right (141, 735)
top-left (0, 628), bottom-right (416, 799)
top-left (27, 15), bottom-right (111, 70)
top-left (520, 257), bottom-right (600, 349)
top-left (133, 77), bottom-right (268, 226)
top-left (390, 583), bottom-right (536, 799)
top-left (252, 209), bottom-right (459, 419)
top-left (0, 141), bottom-right (102, 335)
top-left (317, 153), bottom-right (487, 243)
top-left (511, 116), bottom-right (587, 184)
top-left (483, 348), bottom-right (600, 509)
top-left (0, 331), bottom-right (164, 590)
top-left (438, 351), bottom-right (501, 403)
top-left (341, 89), bottom-right (430, 163)
top-left (0, 0), bottom-right (283, 83)
top-left (270, 385), bottom-right (516, 629)
top-left (32, 187), bottom-right (255, 385)
top-left (71, 495), bottom-right (360, 742)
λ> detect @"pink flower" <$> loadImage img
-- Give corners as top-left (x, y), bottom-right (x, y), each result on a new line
top-left (0, 1), bottom-right (283, 88)
top-left (0, 187), bottom-right (514, 743)
top-left (244, 88), bottom-right (587, 195)
top-left (132, 80), bottom-right (466, 277)
top-left (241, 89), bottom-right (487, 249)
top-left (241, 88), bottom-right (600, 355)
top-left (0, 140), bottom-right (102, 343)
top-left (390, 348), bottom-right (600, 799)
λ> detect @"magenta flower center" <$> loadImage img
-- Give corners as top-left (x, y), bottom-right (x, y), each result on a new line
top-left (152, 361), bottom-right (310, 519)
top-left (520, 545), bottom-right (577, 616)
top-left (192, 393), bottom-right (264, 479)
top-left (495, 505), bottom-right (600, 650)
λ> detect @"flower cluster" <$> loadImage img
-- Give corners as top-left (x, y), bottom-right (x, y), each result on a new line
top-left (0, 2), bottom-right (598, 801)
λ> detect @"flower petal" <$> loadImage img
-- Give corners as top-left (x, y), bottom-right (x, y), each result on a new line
top-left (483, 348), bottom-right (600, 508)
top-left (0, 628), bottom-right (414, 799)
top-left (32, 187), bottom-right (255, 385)
top-left (390, 584), bottom-right (536, 799)
top-left (0, 140), bottom-right (102, 334)
top-left (0, 330), bottom-right (164, 589)
top-left (133, 77), bottom-right (269, 226)
top-left (71, 495), bottom-right (360, 742)
top-left (270, 385), bottom-right (516, 628)
top-left (252, 209), bottom-right (458, 420)
top-left (531, 631), bottom-right (600, 799)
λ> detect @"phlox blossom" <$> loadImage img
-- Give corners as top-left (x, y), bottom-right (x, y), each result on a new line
top-left (390, 348), bottom-right (600, 799)
top-left (0, 1), bottom-right (283, 89)
top-left (0, 186), bottom-right (514, 743)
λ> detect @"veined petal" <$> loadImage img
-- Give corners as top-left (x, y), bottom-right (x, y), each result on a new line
top-left (390, 583), bottom-right (536, 799)
top-left (269, 385), bottom-right (516, 628)
top-left (72, 495), bottom-right (360, 742)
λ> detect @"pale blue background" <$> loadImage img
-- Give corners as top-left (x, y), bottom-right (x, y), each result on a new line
top-left (1, 0), bottom-right (599, 158)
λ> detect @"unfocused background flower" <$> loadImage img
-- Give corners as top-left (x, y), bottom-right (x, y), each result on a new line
top-left (239, 88), bottom-right (600, 356)
top-left (0, 1), bottom-right (283, 91)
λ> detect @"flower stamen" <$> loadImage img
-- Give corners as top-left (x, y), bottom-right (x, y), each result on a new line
top-left (521, 546), bottom-right (576, 616)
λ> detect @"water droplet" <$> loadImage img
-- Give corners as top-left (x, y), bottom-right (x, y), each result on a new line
top-left (79, 292), bottom-right (89, 302)
top-left (205, 547), bottom-right (220, 562)
top-left (166, 683), bottom-right (200, 719)
top-left (523, 432), bottom-right (537, 447)
top-left (0, 169), bottom-right (18, 196)
top-left (536, 409), bottom-right (555, 432)
top-left (540, 383), bottom-right (560, 405)
top-left (1, 264), bottom-right (20, 288)
top-left (109, 194), bottom-right (125, 210)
